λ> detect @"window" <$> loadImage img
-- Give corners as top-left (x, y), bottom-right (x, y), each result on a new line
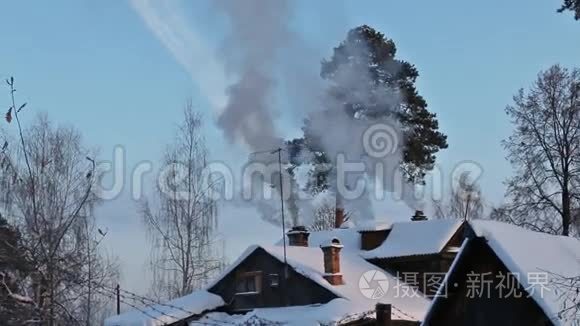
top-left (269, 273), bottom-right (279, 287)
top-left (235, 271), bottom-right (262, 294)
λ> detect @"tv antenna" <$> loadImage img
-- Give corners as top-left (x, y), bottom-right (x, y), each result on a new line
top-left (250, 147), bottom-right (289, 305)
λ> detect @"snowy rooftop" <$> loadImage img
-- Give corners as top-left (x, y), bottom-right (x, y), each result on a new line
top-left (362, 219), bottom-right (463, 259)
top-left (103, 290), bottom-right (224, 326)
top-left (193, 298), bottom-right (414, 326)
top-left (209, 243), bottom-right (430, 323)
top-left (107, 218), bottom-right (580, 325)
top-left (355, 219), bottom-right (393, 232)
top-left (469, 220), bottom-right (580, 325)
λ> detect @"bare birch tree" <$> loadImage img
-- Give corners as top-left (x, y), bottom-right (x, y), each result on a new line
top-left (307, 196), bottom-right (351, 231)
top-left (434, 171), bottom-right (484, 220)
top-left (1, 77), bottom-right (118, 325)
top-left (494, 65), bottom-right (580, 236)
top-left (140, 103), bottom-right (223, 300)
top-left (309, 202), bottom-right (337, 231)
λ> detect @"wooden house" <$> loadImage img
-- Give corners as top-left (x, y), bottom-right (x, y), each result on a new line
top-left (423, 220), bottom-right (580, 326)
top-left (104, 215), bottom-right (580, 325)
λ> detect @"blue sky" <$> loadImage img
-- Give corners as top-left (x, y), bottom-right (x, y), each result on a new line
top-left (1, 0), bottom-right (579, 292)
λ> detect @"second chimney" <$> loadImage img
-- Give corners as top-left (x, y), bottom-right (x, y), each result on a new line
top-left (335, 206), bottom-right (345, 229)
top-left (320, 238), bottom-right (344, 285)
top-left (287, 226), bottom-right (310, 247)
top-left (411, 210), bottom-right (427, 221)
top-left (375, 303), bottom-right (392, 326)
top-left (335, 194), bottom-right (345, 228)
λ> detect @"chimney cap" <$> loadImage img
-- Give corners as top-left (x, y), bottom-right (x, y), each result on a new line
top-left (320, 237), bottom-right (344, 249)
top-left (287, 225), bottom-right (309, 234)
top-left (411, 210), bottom-right (427, 221)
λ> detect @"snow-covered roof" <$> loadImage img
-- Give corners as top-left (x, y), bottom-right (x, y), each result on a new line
top-left (469, 220), bottom-right (580, 325)
top-left (194, 298), bottom-right (413, 326)
top-left (107, 219), bottom-right (464, 325)
top-left (355, 219), bottom-right (393, 232)
top-left (104, 290), bottom-right (224, 326)
top-left (362, 219), bottom-right (463, 259)
top-left (221, 244), bottom-right (430, 323)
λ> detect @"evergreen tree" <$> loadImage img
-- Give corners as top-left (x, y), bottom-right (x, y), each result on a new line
top-left (559, 0), bottom-right (580, 20)
top-left (289, 25), bottom-right (447, 195)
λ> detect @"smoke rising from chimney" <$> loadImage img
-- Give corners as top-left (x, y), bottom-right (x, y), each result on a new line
top-left (214, 0), bottom-right (290, 152)
top-left (131, 1), bottom-right (422, 227)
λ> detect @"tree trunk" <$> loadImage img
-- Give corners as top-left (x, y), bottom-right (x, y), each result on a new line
top-left (562, 186), bottom-right (571, 236)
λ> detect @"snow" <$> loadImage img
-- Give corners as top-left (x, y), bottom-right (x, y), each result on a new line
top-left (362, 219), bottom-right (463, 259)
top-left (469, 220), bottom-right (580, 325)
top-left (103, 290), bottom-right (224, 326)
top-left (355, 219), bottom-right (392, 232)
top-left (193, 299), bottom-right (365, 326)
top-left (259, 244), bottom-right (430, 322)
top-left (105, 218), bottom-right (580, 325)
top-left (319, 237), bottom-right (344, 248)
top-left (9, 293), bottom-right (34, 304)
top-left (103, 219), bottom-right (464, 325)
top-left (187, 241), bottom-right (428, 324)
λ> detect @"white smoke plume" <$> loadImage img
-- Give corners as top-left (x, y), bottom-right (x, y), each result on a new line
top-left (213, 0), bottom-right (289, 151)
top-left (130, 1), bottom-right (418, 227)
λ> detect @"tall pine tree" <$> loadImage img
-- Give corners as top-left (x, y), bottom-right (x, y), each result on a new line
top-left (289, 25), bottom-right (447, 196)
top-left (559, 0), bottom-right (580, 20)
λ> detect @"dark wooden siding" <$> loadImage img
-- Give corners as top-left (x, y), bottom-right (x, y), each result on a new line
top-left (367, 222), bottom-right (466, 297)
top-left (424, 237), bottom-right (553, 326)
top-left (208, 247), bottom-right (337, 312)
top-left (360, 229), bottom-right (391, 250)
top-left (370, 254), bottom-right (455, 298)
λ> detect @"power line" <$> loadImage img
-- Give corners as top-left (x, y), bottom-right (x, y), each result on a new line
top-left (94, 287), bottom-right (168, 325)
top-left (82, 280), bottom-right (236, 325)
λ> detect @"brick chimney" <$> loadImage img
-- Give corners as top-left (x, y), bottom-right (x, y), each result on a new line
top-left (320, 238), bottom-right (344, 285)
top-left (375, 303), bottom-right (392, 326)
top-left (287, 226), bottom-right (310, 247)
top-left (335, 206), bottom-right (345, 229)
top-left (335, 194), bottom-right (344, 228)
top-left (411, 210), bottom-right (427, 221)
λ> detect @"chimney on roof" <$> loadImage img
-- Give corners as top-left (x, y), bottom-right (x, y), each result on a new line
top-left (335, 194), bottom-right (344, 228)
top-left (320, 238), bottom-right (344, 285)
top-left (411, 210), bottom-right (427, 221)
top-left (287, 226), bottom-right (310, 247)
top-left (335, 206), bottom-right (345, 229)
top-left (375, 303), bottom-right (392, 326)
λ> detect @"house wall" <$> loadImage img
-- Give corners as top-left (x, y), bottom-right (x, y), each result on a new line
top-left (370, 254), bottom-right (455, 298)
top-left (367, 222), bottom-right (466, 297)
top-left (424, 238), bottom-right (553, 326)
top-left (208, 248), bottom-right (337, 312)
top-left (360, 230), bottom-right (391, 250)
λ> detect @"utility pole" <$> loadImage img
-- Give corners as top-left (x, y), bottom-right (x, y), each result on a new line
top-left (86, 223), bottom-right (107, 325)
top-left (116, 284), bottom-right (120, 315)
top-left (272, 147), bottom-right (288, 306)
top-left (251, 147), bottom-right (288, 305)
top-left (272, 148), bottom-right (288, 274)
top-left (86, 231), bottom-right (91, 326)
